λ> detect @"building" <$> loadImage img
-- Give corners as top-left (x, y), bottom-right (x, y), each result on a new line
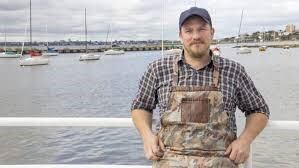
top-left (285, 24), bottom-right (296, 33)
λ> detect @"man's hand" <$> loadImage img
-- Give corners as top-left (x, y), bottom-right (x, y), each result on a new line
top-left (143, 133), bottom-right (165, 161)
top-left (131, 109), bottom-right (166, 161)
top-left (225, 113), bottom-right (268, 164)
top-left (225, 138), bottom-right (250, 164)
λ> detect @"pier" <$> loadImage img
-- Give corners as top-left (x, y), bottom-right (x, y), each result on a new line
top-left (0, 45), bottom-right (183, 54)
top-left (1, 41), bottom-right (299, 54)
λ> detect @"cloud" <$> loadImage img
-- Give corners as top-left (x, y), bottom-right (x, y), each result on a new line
top-left (0, 0), bottom-right (298, 42)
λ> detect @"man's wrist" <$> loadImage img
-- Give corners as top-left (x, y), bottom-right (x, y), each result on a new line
top-left (238, 134), bottom-right (253, 145)
top-left (141, 128), bottom-right (155, 140)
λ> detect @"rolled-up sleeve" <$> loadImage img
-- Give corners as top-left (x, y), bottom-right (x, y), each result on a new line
top-left (131, 63), bottom-right (158, 113)
top-left (236, 66), bottom-right (270, 118)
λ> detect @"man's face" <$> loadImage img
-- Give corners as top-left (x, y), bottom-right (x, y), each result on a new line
top-left (179, 16), bottom-right (214, 58)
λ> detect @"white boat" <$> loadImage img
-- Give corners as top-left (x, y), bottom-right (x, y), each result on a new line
top-left (164, 48), bottom-right (182, 56)
top-left (0, 29), bottom-right (21, 58)
top-left (237, 47), bottom-right (252, 54)
top-left (79, 53), bottom-right (100, 61)
top-left (79, 8), bottom-right (101, 61)
top-left (20, 56), bottom-right (49, 66)
top-left (104, 49), bottom-right (125, 55)
top-left (19, 0), bottom-right (49, 66)
top-left (235, 9), bottom-right (252, 54)
top-left (104, 24), bottom-right (125, 55)
top-left (0, 51), bottom-right (22, 58)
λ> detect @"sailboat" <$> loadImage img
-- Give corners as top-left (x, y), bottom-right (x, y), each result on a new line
top-left (164, 48), bottom-right (182, 56)
top-left (104, 25), bottom-right (125, 55)
top-left (165, 41), bottom-right (182, 56)
top-left (0, 29), bottom-right (22, 58)
top-left (258, 31), bottom-right (267, 52)
top-left (43, 47), bottom-right (58, 56)
top-left (19, 0), bottom-right (49, 66)
top-left (236, 9), bottom-right (251, 54)
top-left (79, 8), bottom-right (100, 61)
top-left (42, 25), bottom-right (59, 56)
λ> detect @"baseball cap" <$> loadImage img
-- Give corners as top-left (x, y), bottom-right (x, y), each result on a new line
top-left (179, 7), bottom-right (212, 29)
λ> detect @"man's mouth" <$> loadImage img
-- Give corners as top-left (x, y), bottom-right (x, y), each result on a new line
top-left (191, 42), bottom-right (202, 45)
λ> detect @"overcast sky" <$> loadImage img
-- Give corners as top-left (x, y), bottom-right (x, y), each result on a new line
top-left (0, 0), bottom-right (298, 42)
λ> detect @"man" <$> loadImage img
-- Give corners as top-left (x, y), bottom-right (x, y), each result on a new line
top-left (131, 7), bottom-right (269, 168)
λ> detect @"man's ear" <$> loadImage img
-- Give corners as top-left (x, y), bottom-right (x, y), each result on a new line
top-left (211, 27), bottom-right (215, 39)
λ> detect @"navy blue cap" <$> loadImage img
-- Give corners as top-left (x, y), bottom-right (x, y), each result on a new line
top-left (179, 7), bottom-right (212, 29)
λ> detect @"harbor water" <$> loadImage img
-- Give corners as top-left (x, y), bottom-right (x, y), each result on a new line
top-left (0, 46), bottom-right (298, 167)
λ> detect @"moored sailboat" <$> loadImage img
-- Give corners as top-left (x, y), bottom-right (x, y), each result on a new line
top-left (20, 0), bottom-right (49, 66)
top-left (236, 9), bottom-right (252, 54)
top-left (79, 8), bottom-right (100, 61)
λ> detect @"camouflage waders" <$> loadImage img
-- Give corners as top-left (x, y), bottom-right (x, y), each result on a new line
top-left (153, 55), bottom-right (238, 168)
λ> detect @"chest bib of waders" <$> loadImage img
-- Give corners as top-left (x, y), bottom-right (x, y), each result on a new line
top-left (153, 56), bottom-right (238, 168)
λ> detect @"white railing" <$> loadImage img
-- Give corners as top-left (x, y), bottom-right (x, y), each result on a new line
top-left (0, 118), bottom-right (298, 168)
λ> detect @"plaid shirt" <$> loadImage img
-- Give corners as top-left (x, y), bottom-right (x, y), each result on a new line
top-left (131, 51), bottom-right (270, 133)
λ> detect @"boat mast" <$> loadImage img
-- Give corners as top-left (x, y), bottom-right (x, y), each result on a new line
top-left (85, 8), bottom-right (87, 53)
top-left (30, 0), bottom-right (32, 50)
top-left (21, 25), bottom-right (27, 56)
top-left (105, 24), bottom-right (110, 48)
top-left (46, 24), bottom-right (48, 48)
top-left (237, 9), bottom-right (244, 46)
top-left (110, 26), bottom-right (113, 49)
top-left (4, 28), bottom-right (6, 52)
top-left (161, 0), bottom-right (165, 58)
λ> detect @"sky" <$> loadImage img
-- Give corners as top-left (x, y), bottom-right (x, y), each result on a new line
top-left (0, 0), bottom-right (298, 42)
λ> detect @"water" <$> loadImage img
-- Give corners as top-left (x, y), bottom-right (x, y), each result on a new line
top-left (0, 47), bottom-right (298, 167)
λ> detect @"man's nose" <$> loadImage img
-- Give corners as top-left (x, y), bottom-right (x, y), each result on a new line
top-left (192, 31), bottom-right (201, 40)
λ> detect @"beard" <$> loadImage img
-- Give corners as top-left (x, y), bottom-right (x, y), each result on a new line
top-left (184, 42), bottom-right (210, 59)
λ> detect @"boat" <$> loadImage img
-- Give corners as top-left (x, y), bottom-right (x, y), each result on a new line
top-left (0, 51), bottom-right (22, 58)
top-left (20, 53), bottom-right (49, 66)
top-left (43, 47), bottom-right (59, 56)
top-left (0, 29), bottom-right (22, 58)
top-left (104, 49), bottom-right (125, 55)
top-left (259, 45), bottom-right (267, 52)
top-left (79, 8), bottom-right (100, 61)
top-left (236, 9), bottom-right (252, 54)
top-left (42, 25), bottom-right (59, 56)
top-left (164, 48), bottom-right (182, 56)
top-left (283, 45), bottom-right (290, 49)
top-left (258, 31), bottom-right (267, 52)
top-left (164, 40), bottom-right (182, 57)
top-left (20, 0), bottom-right (49, 66)
top-left (79, 53), bottom-right (100, 61)
top-left (104, 25), bottom-right (125, 55)
top-left (237, 47), bottom-right (252, 54)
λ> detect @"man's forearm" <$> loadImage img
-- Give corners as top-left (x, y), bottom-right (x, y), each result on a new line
top-left (239, 112), bottom-right (268, 144)
top-left (131, 109), bottom-right (154, 139)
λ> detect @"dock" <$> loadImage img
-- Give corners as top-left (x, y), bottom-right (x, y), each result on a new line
top-left (0, 45), bottom-right (183, 54)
